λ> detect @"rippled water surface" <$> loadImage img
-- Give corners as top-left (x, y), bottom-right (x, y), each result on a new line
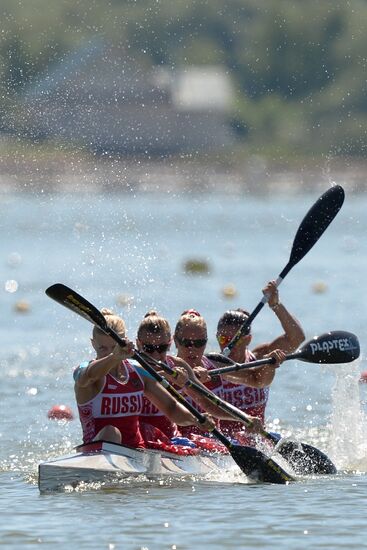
top-left (1, 187), bottom-right (367, 549)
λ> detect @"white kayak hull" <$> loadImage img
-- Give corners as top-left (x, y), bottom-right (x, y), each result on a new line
top-left (38, 440), bottom-right (238, 492)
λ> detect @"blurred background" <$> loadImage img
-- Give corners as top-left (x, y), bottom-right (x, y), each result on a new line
top-left (0, 0), bottom-right (366, 192)
top-left (2, 3), bottom-right (367, 547)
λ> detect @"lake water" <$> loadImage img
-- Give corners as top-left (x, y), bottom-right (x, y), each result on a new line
top-left (1, 185), bottom-right (367, 549)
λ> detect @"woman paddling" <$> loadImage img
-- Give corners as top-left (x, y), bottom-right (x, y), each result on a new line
top-left (216, 280), bottom-right (305, 443)
top-left (73, 308), bottom-right (214, 447)
top-left (173, 309), bottom-right (224, 438)
top-left (173, 308), bottom-right (282, 440)
top-left (136, 310), bottom-right (191, 440)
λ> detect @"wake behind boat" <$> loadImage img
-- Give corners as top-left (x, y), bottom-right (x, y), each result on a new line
top-left (38, 440), bottom-right (239, 492)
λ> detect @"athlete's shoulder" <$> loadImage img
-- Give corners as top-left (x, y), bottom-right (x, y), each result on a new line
top-left (73, 360), bottom-right (90, 381)
top-left (127, 359), bottom-right (155, 381)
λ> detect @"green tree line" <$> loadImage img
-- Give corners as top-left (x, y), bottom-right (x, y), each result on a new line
top-left (0, 0), bottom-right (366, 155)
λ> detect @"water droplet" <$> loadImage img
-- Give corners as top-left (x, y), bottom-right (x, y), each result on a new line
top-left (5, 280), bottom-right (18, 292)
top-left (7, 252), bottom-right (22, 267)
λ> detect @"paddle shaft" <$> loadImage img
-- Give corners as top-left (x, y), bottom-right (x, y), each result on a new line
top-left (222, 185), bottom-right (345, 356)
top-left (209, 330), bottom-right (360, 375)
top-left (210, 354), bottom-right (294, 376)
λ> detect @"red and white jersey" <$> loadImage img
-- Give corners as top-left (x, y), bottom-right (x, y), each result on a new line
top-left (139, 356), bottom-right (179, 439)
top-left (179, 355), bottom-right (223, 438)
top-left (76, 360), bottom-right (146, 448)
top-left (220, 349), bottom-right (269, 437)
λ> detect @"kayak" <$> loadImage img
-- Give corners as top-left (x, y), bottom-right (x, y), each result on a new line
top-left (38, 440), bottom-right (239, 492)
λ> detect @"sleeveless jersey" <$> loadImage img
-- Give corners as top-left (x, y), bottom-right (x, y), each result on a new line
top-left (139, 356), bottom-right (179, 439)
top-left (179, 355), bottom-right (223, 439)
top-left (76, 360), bottom-right (146, 448)
top-left (220, 349), bottom-right (270, 438)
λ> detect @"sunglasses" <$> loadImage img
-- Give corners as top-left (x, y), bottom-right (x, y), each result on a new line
top-left (217, 333), bottom-right (249, 346)
top-left (141, 343), bottom-right (170, 353)
top-left (176, 336), bottom-right (208, 348)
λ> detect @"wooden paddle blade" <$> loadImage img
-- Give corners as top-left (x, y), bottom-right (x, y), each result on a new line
top-left (229, 445), bottom-right (295, 484)
top-left (276, 441), bottom-right (337, 475)
top-left (295, 331), bottom-right (360, 364)
top-left (286, 185), bottom-right (345, 272)
top-left (46, 283), bottom-right (108, 330)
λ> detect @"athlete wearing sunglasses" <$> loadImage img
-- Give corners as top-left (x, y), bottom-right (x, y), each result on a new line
top-left (172, 309), bottom-right (258, 439)
top-left (136, 310), bottom-right (192, 440)
top-left (216, 280), bottom-right (305, 445)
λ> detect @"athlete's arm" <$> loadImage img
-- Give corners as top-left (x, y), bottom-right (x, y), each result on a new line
top-left (252, 281), bottom-right (305, 357)
top-left (75, 341), bottom-right (134, 388)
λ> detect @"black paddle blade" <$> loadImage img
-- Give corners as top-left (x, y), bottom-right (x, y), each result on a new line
top-left (287, 185), bottom-right (345, 272)
top-left (45, 283), bottom-right (108, 330)
top-left (205, 353), bottom-right (235, 365)
top-left (295, 331), bottom-right (360, 364)
top-left (229, 445), bottom-right (295, 484)
top-left (276, 441), bottom-right (337, 475)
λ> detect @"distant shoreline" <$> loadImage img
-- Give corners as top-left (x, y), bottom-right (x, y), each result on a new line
top-left (0, 140), bottom-right (365, 194)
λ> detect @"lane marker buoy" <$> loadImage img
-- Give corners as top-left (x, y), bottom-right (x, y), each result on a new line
top-left (47, 404), bottom-right (74, 421)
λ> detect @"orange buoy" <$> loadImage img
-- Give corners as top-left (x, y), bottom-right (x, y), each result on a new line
top-left (14, 300), bottom-right (30, 313)
top-left (312, 281), bottom-right (328, 294)
top-left (47, 404), bottom-right (74, 421)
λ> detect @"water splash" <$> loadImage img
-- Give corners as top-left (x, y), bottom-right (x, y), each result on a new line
top-left (328, 361), bottom-right (367, 472)
top-left (40, 469), bottom-right (249, 494)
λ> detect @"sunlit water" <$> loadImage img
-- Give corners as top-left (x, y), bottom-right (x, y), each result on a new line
top-left (1, 186), bottom-right (367, 549)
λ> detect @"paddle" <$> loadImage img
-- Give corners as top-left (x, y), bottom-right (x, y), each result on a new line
top-left (138, 349), bottom-right (337, 475)
top-left (45, 283), bottom-right (295, 484)
top-left (222, 185), bottom-right (345, 357)
top-left (207, 331), bottom-right (360, 376)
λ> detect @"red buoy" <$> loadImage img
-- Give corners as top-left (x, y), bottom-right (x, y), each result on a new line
top-left (359, 371), bottom-right (367, 383)
top-left (47, 404), bottom-right (74, 421)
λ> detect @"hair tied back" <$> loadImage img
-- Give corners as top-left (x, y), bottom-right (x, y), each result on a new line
top-left (181, 309), bottom-right (201, 317)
